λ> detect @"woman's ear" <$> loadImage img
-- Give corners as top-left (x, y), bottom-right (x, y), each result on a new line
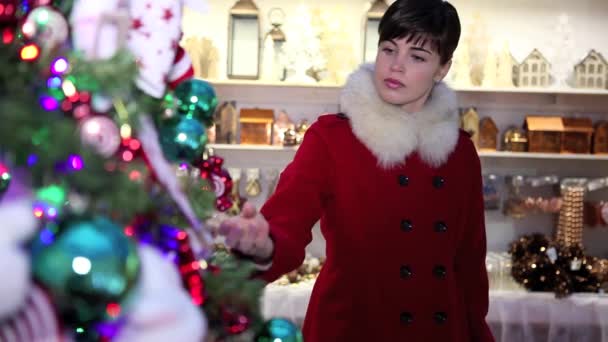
top-left (434, 59), bottom-right (452, 82)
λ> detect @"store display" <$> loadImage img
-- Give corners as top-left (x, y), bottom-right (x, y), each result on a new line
top-left (549, 14), bottom-right (575, 88)
top-left (272, 110), bottom-right (295, 145)
top-left (525, 116), bottom-right (563, 153)
top-left (460, 107), bottom-right (479, 148)
top-left (239, 108), bottom-right (274, 145)
top-left (183, 36), bottom-right (220, 79)
top-left (584, 201), bottom-right (608, 227)
top-left (263, 169), bottom-right (280, 200)
top-left (503, 126), bottom-right (528, 152)
top-left (479, 117), bottom-right (498, 151)
top-left (282, 4), bottom-right (325, 84)
top-left (495, 41), bottom-right (515, 87)
top-left (481, 48), bottom-right (498, 87)
top-left (295, 119), bottom-right (310, 144)
top-left (482, 174), bottom-right (501, 210)
top-left (215, 101), bottom-right (239, 144)
top-left (449, 41), bottom-right (473, 87)
top-left (574, 50), bottom-right (607, 89)
top-left (464, 12), bottom-right (490, 86)
top-left (244, 168), bottom-right (261, 197)
top-left (556, 179), bottom-right (586, 247)
top-left (513, 49), bottom-right (551, 88)
top-left (562, 117), bottom-right (594, 154)
top-left (227, 168), bottom-right (245, 215)
top-left (263, 8), bottom-right (287, 82)
top-left (227, 0), bottom-right (260, 80)
top-left (594, 121), bottom-right (608, 154)
top-left (283, 128), bottom-right (298, 146)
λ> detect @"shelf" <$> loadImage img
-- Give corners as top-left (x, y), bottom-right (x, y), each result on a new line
top-left (210, 144), bottom-right (608, 162)
top-left (209, 144), bottom-right (298, 151)
top-left (479, 151), bottom-right (608, 160)
top-left (209, 79), bottom-right (608, 97)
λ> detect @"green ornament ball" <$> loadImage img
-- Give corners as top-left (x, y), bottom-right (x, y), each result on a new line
top-left (159, 117), bottom-right (207, 162)
top-left (255, 318), bottom-right (303, 342)
top-left (174, 79), bottom-right (218, 126)
top-left (30, 216), bottom-right (140, 325)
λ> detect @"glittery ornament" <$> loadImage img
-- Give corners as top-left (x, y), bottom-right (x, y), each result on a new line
top-left (21, 6), bottom-right (68, 52)
top-left (174, 79), bottom-right (218, 126)
top-left (79, 115), bottom-right (121, 157)
top-left (159, 117), bottom-right (207, 162)
top-left (222, 306), bottom-right (250, 336)
top-left (255, 318), bottom-right (303, 342)
top-left (0, 162), bottom-right (11, 196)
top-left (197, 155), bottom-right (233, 212)
top-left (30, 216), bottom-right (140, 325)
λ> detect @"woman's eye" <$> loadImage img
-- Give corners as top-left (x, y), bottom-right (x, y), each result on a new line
top-left (412, 55), bottom-right (426, 62)
top-left (382, 48), bottom-right (395, 54)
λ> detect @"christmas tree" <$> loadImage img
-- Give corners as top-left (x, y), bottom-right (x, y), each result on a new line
top-left (0, 1), bottom-right (300, 341)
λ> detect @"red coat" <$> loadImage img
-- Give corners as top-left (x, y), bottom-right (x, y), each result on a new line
top-left (259, 65), bottom-right (494, 342)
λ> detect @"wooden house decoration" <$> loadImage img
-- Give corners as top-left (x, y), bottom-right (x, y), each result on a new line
top-left (594, 121), bottom-right (608, 154)
top-left (503, 127), bottom-right (528, 152)
top-left (562, 117), bottom-right (594, 154)
top-left (479, 117), bottom-right (498, 151)
top-left (513, 49), bottom-right (551, 87)
top-left (524, 116), bottom-right (563, 153)
top-left (239, 108), bottom-right (274, 145)
top-left (574, 50), bottom-right (608, 89)
top-left (460, 107), bottom-right (480, 148)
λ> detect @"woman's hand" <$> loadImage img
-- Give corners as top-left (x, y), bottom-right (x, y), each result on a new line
top-left (218, 202), bottom-right (274, 263)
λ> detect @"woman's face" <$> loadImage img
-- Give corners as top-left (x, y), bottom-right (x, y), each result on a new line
top-left (374, 36), bottom-right (451, 113)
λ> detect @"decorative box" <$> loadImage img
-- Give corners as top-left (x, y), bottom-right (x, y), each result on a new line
top-left (479, 117), bottom-right (498, 151)
top-left (524, 116), bottom-right (564, 153)
top-left (239, 108), bottom-right (274, 145)
top-left (503, 127), bottom-right (528, 152)
top-left (561, 117), bottom-right (593, 154)
top-left (594, 121), bottom-right (608, 154)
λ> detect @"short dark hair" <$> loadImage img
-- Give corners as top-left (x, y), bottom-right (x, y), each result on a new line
top-left (378, 0), bottom-right (461, 65)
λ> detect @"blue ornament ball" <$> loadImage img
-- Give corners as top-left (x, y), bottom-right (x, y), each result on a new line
top-left (30, 216), bottom-right (140, 325)
top-left (159, 116), bottom-right (208, 162)
top-left (174, 79), bottom-right (218, 126)
top-left (255, 318), bottom-right (303, 342)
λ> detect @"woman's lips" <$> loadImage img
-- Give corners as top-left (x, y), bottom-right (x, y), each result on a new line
top-left (384, 78), bottom-right (404, 89)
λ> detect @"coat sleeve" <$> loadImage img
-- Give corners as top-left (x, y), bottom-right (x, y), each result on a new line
top-left (257, 122), bottom-right (333, 283)
top-left (456, 144), bottom-right (495, 342)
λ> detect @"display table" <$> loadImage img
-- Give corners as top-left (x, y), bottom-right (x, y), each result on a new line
top-left (262, 282), bottom-right (608, 341)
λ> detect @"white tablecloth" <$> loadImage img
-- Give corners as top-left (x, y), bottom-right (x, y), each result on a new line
top-left (262, 282), bottom-right (608, 342)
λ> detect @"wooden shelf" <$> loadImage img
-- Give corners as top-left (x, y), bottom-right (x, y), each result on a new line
top-left (208, 79), bottom-right (608, 97)
top-left (479, 151), bottom-right (608, 161)
top-left (210, 144), bottom-right (608, 162)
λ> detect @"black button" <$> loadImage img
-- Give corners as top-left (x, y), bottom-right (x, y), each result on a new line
top-left (400, 312), bottom-right (414, 325)
top-left (398, 175), bottom-right (409, 186)
top-left (434, 312), bottom-right (448, 325)
top-left (433, 265), bottom-right (447, 279)
top-left (400, 219), bottom-right (413, 232)
top-left (336, 113), bottom-right (348, 119)
top-left (400, 265), bottom-right (413, 279)
top-left (434, 221), bottom-right (448, 233)
top-left (433, 176), bottom-right (445, 189)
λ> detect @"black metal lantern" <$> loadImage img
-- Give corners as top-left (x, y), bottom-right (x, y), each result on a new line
top-left (227, 0), bottom-right (260, 80)
top-left (364, 0), bottom-right (388, 63)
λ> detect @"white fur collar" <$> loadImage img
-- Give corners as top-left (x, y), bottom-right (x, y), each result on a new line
top-left (339, 63), bottom-right (460, 169)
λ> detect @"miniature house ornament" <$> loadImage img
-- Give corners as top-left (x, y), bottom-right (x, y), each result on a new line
top-left (479, 117), bottom-right (499, 151)
top-left (363, 0), bottom-right (388, 63)
top-left (513, 49), bottom-right (552, 88)
top-left (574, 50), bottom-right (608, 89)
top-left (227, 0), bottom-right (260, 80)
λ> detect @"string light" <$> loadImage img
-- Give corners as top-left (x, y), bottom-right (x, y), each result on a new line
top-left (20, 43), bottom-right (40, 61)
